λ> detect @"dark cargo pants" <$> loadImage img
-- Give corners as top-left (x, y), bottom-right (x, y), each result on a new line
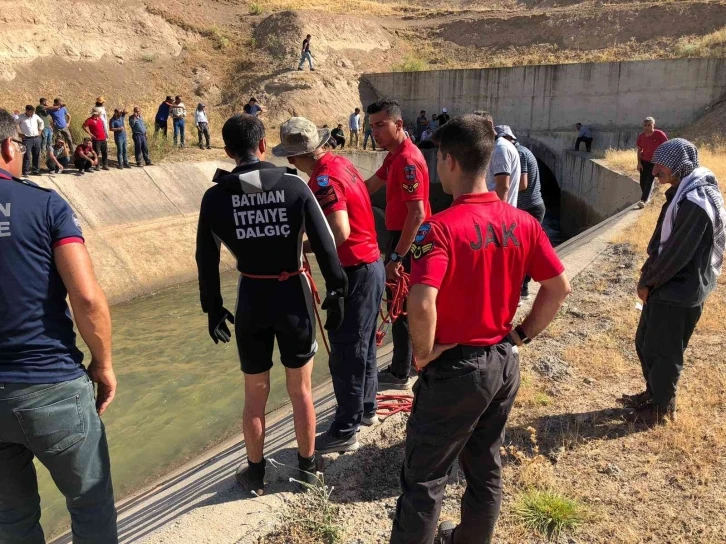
top-left (635, 301), bottom-right (702, 410)
top-left (0, 375), bottom-right (118, 544)
top-left (390, 342), bottom-right (520, 544)
top-left (386, 231), bottom-right (413, 378)
top-left (329, 259), bottom-right (386, 438)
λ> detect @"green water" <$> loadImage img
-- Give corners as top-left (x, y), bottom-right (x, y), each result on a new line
top-left (40, 262), bottom-right (336, 538)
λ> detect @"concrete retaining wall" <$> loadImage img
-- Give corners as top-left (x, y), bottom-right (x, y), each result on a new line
top-left (365, 58), bottom-right (726, 133)
top-left (35, 154), bottom-right (386, 305)
top-left (558, 151), bottom-right (641, 237)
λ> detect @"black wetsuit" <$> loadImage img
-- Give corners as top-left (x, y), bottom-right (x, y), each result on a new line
top-left (196, 161), bottom-right (346, 374)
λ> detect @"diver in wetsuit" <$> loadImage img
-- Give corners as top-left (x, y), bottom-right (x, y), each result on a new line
top-left (195, 113), bottom-right (347, 495)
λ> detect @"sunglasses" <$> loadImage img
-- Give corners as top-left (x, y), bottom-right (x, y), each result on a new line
top-left (12, 138), bottom-right (27, 154)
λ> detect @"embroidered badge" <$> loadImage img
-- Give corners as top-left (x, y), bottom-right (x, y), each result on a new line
top-left (404, 165), bottom-right (416, 181)
top-left (316, 175), bottom-right (330, 187)
top-left (411, 242), bottom-right (434, 260)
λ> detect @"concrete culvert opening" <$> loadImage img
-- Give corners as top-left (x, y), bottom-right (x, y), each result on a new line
top-left (537, 158), bottom-right (564, 246)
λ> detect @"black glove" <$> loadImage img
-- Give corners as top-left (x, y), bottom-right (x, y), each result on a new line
top-left (208, 307), bottom-right (235, 344)
top-left (321, 289), bottom-right (345, 332)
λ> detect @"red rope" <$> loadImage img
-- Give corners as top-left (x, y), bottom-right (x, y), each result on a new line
top-left (376, 272), bottom-right (411, 347)
top-left (376, 394), bottom-right (414, 418)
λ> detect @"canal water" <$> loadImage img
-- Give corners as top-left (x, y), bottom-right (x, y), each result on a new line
top-left (40, 261), bottom-right (342, 538)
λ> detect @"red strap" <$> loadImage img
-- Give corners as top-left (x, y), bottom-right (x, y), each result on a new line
top-left (239, 269), bottom-right (305, 281)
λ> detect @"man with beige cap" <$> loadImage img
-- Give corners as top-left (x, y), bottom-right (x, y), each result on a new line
top-left (273, 117), bottom-right (385, 454)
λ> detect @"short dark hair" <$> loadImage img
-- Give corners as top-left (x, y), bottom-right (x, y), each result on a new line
top-left (25, 105), bottom-right (34, 112)
top-left (432, 114), bottom-right (496, 177)
top-left (249, 97), bottom-right (257, 103)
top-left (576, 122), bottom-right (582, 127)
top-left (354, 107), bottom-right (360, 113)
top-left (420, 110), bottom-right (426, 114)
top-left (39, 97), bottom-right (47, 104)
top-left (0, 109), bottom-right (17, 141)
top-left (166, 95), bottom-right (173, 101)
top-left (367, 98), bottom-right (402, 120)
top-left (175, 95), bottom-right (182, 100)
top-left (222, 114), bottom-right (265, 160)
top-left (306, 34), bottom-right (311, 38)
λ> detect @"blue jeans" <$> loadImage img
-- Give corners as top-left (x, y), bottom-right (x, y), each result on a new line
top-left (114, 135), bottom-right (128, 166)
top-left (41, 127), bottom-right (53, 150)
top-left (328, 259), bottom-right (385, 438)
top-left (0, 375), bottom-right (117, 543)
top-left (173, 118), bottom-right (185, 146)
top-left (363, 129), bottom-right (376, 150)
top-left (298, 51), bottom-right (314, 70)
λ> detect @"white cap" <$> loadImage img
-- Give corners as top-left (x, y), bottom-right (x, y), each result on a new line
top-left (442, 108), bottom-right (448, 113)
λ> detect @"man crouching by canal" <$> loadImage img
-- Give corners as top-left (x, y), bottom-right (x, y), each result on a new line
top-left (0, 108), bottom-right (119, 543)
top-left (195, 113), bottom-right (347, 495)
top-left (390, 115), bottom-right (571, 544)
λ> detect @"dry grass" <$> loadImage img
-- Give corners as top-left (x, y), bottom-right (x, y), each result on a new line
top-left (250, 0), bottom-right (515, 16)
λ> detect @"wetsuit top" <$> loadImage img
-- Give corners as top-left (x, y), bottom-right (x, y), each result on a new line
top-left (196, 161), bottom-right (346, 314)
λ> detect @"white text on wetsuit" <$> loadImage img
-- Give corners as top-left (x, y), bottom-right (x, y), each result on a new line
top-left (231, 191), bottom-right (291, 239)
top-left (0, 203), bottom-right (10, 238)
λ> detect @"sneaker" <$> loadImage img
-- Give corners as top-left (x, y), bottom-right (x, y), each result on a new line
top-left (137, 163), bottom-right (143, 168)
top-left (637, 201), bottom-right (646, 209)
top-left (77, 171), bottom-right (85, 176)
top-left (297, 67), bottom-right (303, 71)
top-left (618, 390), bottom-right (651, 410)
top-left (378, 367), bottom-right (413, 390)
top-left (361, 413), bottom-right (379, 426)
top-left (296, 453), bottom-right (321, 491)
top-left (146, 161), bottom-right (153, 166)
top-left (102, 165), bottom-right (110, 171)
top-left (235, 458), bottom-right (266, 496)
top-left (124, 163), bottom-right (131, 169)
top-left (206, 146), bottom-right (211, 150)
top-left (315, 431), bottom-right (360, 454)
top-left (435, 521), bottom-right (456, 544)
top-left (117, 165), bottom-right (123, 170)
top-left (31, 169), bottom-right (41, 176)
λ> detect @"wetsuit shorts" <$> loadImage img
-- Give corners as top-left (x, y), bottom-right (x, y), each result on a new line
top-left (234, 274), bottom-right (318, 374)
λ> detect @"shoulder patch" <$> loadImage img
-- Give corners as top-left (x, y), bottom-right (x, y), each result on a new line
top-left (415, 223), bottom-right (432, 244)
top-left (404, 165), bottom-right (417, 181)
top-left (402, 181), bottom-right (420, 194)
top-left (411, 241), bottom-right (434, 260)
top-left (315, 185), bottom-right (339, 209)
top-left (316, 175), bottom-right (330, 187)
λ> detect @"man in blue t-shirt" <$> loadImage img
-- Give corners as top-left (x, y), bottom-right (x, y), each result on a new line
top-left (154, 95), bottom-right (175, 137)
top-left (45, 97), bottom-right (74, 148)
top-left (0, 108), bottom-right (118, 542)
top-left (243, 97), bottom-right (263, 117)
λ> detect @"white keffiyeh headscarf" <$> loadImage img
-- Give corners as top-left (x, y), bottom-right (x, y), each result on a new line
top-left (653, 139), bottom-right (726, 276)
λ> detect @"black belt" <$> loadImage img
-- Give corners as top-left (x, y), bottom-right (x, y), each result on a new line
top-left (22, 135), bottom-right (40, 140)
top-left (442, 338), bottom-right (515, 359)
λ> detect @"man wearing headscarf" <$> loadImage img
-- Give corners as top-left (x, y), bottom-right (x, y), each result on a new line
top-left (622, 138), bottom-right (726, 424)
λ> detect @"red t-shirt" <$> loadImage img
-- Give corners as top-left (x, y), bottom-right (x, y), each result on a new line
top-left (410, 192), bottom-right (564, 346)
top-left (375, 138), bottom-right (431, 231)
top-left (73, 143), bottom-right (93, 161)
top-left (636, 129), bottom-right (668, 162)
top-left (83, 117), bottom-right (106, 141)
top-left (309, 152), bottom-right (380, 267)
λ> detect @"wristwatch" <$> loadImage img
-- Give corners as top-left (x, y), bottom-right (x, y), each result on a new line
top-left (514, 325), bottom-right (531, 345)
top-left (390, 251), bottom-right (403, 262)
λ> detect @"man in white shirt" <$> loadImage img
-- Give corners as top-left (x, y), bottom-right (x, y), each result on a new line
top-left (349, 107), bottom-right (362, 148)
top-left (485, 120), bottom-right (521, 206)
top-left (170, 95), bottom-right (187, 148)
top-left (15, 105), bottom-right (44, 176)
top-left (194, 103), bottom-right (211, 150)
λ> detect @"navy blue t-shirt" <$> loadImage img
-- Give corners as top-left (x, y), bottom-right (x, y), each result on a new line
top-left (0, 169), bottom-right (86, 383)
top-left (156, 102), bottom-right (170, 122)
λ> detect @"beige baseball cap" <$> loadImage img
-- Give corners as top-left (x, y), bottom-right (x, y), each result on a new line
top-left (272, 117), bottom-right (330, 158)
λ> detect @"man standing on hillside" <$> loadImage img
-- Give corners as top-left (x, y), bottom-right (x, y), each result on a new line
top-left (243, 97), bottom-right (264, 117)
top-left (575, 122), bottom-right (593, 152)
top-left (83, 108), bottom-right (110, 170)
top-left (0, 108), bottom-right (119, 543)
top-left (497, 125), bottom-right (547, 301)
top-left (196, 113), bottom-right (347, 495)
top-left (154, 96), bottom-right (175, 137)
top-left (45, 98), bottom-right (73, 148)
top-left (636, 116), bottom-right (669, 208)
top-left (170, 96), bottom-right (187, 148)
top-left (482, 115), bottom-right (520, 206)
top-left (36, 98), bottom-right (54, 155)
top-left (129, 106), bottom-right (153, 167)
top-left (94, 97), bottom-right (109, 139)
top-left (273, 117), bottom-right (385, 454)
top-left (109, 108), bottom-right (130, 169)
top-left (15, 105), bottom-right (44, 176)
top-left (626, 139), bottom-right (726, 424)
top-left (364, 98), bottom-right (431, 389)
top-left (298, 34), bottom-right (314, 71)
top-left (349, 107), bottom-right (362, 149)
top-left (363, 113), bottom-right (376, 151)
top-left (195, 103), bottom-right (211, 150)
top-left (390, 114), bottom-right (570, 544)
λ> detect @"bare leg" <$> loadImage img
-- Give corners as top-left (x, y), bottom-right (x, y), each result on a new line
top-left (243, 371), bottom-right (271, 463)
top-left (285, 360), bottom-right (315, 458)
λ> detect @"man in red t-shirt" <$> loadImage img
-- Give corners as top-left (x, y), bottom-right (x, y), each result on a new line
top-left (390, 115), bottom-right (571, 544)
top-left (82, 108), bottom-right (109, 170)
top-left (364, 98), bottom-right (431, 389)
top-left (273, 117), bottom-right (385, 454)
top-left (73, 137), bottom-right (98, 174)
top-left (636, 116), bottom-right (668, 207)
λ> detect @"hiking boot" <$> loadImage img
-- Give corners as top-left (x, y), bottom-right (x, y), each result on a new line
top-left (378, 367), bottom-right (412, 390)
top-left (235, 458), bottom-right (266, 496)
top-left (361, 413), bottom-right (379, 426)
top-left (315, 431), bottom-right (360, 454)
top-left (618, 390), bottom-right (652, 410)
top-left (627, 402), bottom-right (676, 425)
top-left (435, 521), bottom-right (456, 544)
top-left (296, 453), bottom-right (321, 491)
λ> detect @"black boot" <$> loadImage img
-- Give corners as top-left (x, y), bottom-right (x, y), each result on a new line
top-left (236, 457), bottom-right (266, 496)
top-left (296, 453), bottom-right (320, 491)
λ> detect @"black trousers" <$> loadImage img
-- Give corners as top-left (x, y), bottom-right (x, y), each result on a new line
top-left (575, 136), bottom-right (593, 152)
top-left (521, 203), bottom-right (546, 293)
top-left (74, 158), bottom-right (92, 172)
top-left (328, 259), bottom-right (386, 438)
top-left (154, 119), bottom-right (167, 137)
top-left (334, 135), bottom-right (345, 149)
top-left (386, 231), bottom-right (413, 377)
top-left (22, 136), bottom-right (41, 174)
top-left (639, 160), bottom-right (656, 202)
top-left (635, 301), bottom-right (702, 409)
top-left (197, 122), bottom-right (210, 148)
top-left (390, 342), bottom-right (520, 544)
top-left (93, 140), bottom-right (108, 166)
top-left (133, 133), bottom-right (151, 165)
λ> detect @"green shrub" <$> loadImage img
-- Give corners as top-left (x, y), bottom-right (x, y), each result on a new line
top-left (249, 2), bottom-right (262, 15)
top-left (393, 56), bottom-right (427, 72)
top-left (514, 489), bottom-right (585, 540)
